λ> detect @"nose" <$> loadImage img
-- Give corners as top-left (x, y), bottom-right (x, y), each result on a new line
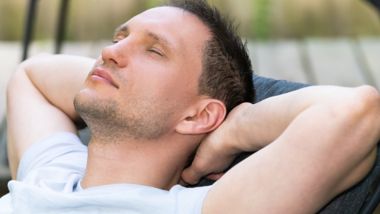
top-left (101, 41), bottom-right (128, 68)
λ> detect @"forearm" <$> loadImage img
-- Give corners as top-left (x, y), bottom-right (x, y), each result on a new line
top-left (6, 54), bottom-right (95, 178)
top-left (204, 85), bottom-right (380, 213)
top-left (233, 85), bottom-right (376, 151)
top-left (183, 85), bottom-right (379, 184)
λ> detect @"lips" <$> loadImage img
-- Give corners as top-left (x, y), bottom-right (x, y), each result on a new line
top-left (91, 67), bottom-right (119, 89)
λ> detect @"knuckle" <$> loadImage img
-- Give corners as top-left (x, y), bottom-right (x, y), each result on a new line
top-left (193, 159), bottom-right (208, 174)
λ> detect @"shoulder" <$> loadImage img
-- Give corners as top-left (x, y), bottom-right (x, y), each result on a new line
top-left (0, 194), bottom-right (12, 214)
top-left (171, 185), bottom-right (212, 214)
top-left (17, 132), bottom-right (87, 182)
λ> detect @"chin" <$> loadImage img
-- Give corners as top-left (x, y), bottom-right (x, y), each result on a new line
top-left (75, 88), bottom-right (120, 120)
top-left (74, 89), bottom-right (101, 115)
top-left (76, 86), bottom-right (111, 102)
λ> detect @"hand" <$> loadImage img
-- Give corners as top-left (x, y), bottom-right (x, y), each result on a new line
top-left (181, 103), bottom-right (253, 185)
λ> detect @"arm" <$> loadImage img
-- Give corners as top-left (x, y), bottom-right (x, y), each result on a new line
top-left (6, 54), bottom-right (95, 178)
top-left (196, 75), bottom-right (310, 186)
top-left (182, 85), bottom-right (380, 213)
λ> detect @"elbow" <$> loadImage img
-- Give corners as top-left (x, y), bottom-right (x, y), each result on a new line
top-left (7, 63), bottom-right (24, 98)
top-left (6, 54), bottom-right (47, 97)
top-left (6, 61), bottom-right (29, 100)
top-left (358, 85), bottom-right (380, 106)
top-left (334, 85), bottom-right (380, 120)
top-left (317, 85), bottom-right (380, 152)
top-left (332, 85), bottom-right (380, 190)
top-left (351, 85), bottom-right (380, 119)
top-left (6, 56), bottom-right (41, 108)
top-left (356, 85), bottom-right (380, 139)
top-left (333, 85), bottom-right (380, 149)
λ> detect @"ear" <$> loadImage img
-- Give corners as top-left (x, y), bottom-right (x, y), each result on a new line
top-left (176, 99), bottom-right (226, 135)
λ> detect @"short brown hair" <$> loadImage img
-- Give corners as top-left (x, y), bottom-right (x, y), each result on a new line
top-left (169, 0), bottom-right (255, 112)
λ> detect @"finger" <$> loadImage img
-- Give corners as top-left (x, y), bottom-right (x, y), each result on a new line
top-left (181, 168), bottom-right (201, 185)
top-left (181, 164), bottom-right (206, 185)
top-left (179, 178), bottom-right (189, 186)
top-left (206, 172), bottom-right (224, 181)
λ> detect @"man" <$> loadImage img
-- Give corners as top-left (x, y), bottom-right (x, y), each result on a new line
top-left (1, 0), bottom-right (380, 213)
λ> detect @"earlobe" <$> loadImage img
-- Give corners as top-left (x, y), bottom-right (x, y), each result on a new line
top-left (176, 99), bottom-right (226, 135)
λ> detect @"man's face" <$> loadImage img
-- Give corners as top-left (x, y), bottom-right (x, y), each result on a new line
top-left (74, 6), bottom-right (211, 140)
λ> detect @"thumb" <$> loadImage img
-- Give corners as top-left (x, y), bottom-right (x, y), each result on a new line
top-left (181, 164), bottom-right (205, 185)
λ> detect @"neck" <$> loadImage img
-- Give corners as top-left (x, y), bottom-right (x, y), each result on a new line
top-left (81, 134), bottom-right (198, 190)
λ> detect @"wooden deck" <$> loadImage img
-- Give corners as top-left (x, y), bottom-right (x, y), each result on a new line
top-left (248, 37), bottom-right (380, 87)
top-left (0, 38), bottom-right (380, 201)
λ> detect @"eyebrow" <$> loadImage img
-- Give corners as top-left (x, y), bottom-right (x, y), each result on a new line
top-left (114, 24), bottom-right (175, 53)
top-left (114, 25), bottom-right (129, 35)
top-left (146, 31), bottom-right (174, 51)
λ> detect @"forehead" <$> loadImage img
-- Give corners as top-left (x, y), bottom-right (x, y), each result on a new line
top-left (116, 6), bottom-right (211, 55)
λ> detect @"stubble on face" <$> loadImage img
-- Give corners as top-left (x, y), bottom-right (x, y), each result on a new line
top-left (74, 93), bottom-right (174, 142)
top-left (73, 6), bottom-right (210, 143)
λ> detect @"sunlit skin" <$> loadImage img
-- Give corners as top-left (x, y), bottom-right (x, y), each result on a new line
top-left (74, 6), bottom-right (225, 190)
top-left (76, 7), bottom-right (211, 140)
top-left (7, 3), bottom-right (380, 213)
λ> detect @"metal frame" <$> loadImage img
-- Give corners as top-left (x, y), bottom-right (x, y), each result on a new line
top-left (367, 0), bottom-right (380, 11)
top-left (21, 0), bottom-right (70, 60)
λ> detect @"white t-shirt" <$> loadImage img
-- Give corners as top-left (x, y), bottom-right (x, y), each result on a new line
top-left (0, 132), bottom-right (211, 214)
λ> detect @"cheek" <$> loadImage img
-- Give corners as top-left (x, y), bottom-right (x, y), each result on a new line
top-left (152, 75), bottom-right (196, 100)
top-left (126, 60), bottom-right (199, 103)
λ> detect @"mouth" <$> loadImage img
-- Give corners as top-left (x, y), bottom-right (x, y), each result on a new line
top-left (90, 67), bottom-right (119, 89)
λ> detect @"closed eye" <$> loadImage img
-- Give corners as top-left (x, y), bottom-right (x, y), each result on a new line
top-left (149, 48), bottom-right (164, 57)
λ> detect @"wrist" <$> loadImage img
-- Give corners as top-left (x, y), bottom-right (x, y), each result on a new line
top-left (225, 102), bottom-right (258, 153)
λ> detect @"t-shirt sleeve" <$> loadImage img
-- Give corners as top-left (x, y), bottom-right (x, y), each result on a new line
top-left (171, 185), bottom-right (212, 214)
top-left (17, 132), bottom-right (87, 181)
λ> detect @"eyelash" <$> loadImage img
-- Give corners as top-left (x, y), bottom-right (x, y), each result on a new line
top-left (112, 37), bottom-right (123, 43)
top-left (112, 36), bottom-right (125, 44)
top-left (111, 39), bottom-right (164, 57)
top-left (149, 48), bottom-right (164, 56)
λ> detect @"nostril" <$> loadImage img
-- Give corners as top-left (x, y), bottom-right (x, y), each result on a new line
top-left (110, 58), bottom-right (118, 65)
top-left (101, 46), bottom-right (118, 66)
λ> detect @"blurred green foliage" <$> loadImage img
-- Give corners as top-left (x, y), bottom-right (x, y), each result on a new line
top-left (0, 0), bottom-right (379, 41)
top-left (253, 0), bottom-right (272, 39)
top-left (0, 1), bottom-right (24, 40)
